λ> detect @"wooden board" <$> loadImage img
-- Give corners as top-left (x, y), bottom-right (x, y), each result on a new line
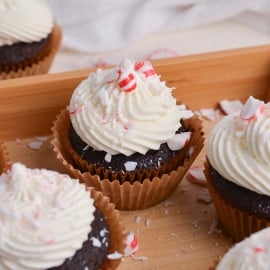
top-left (1, 45), bottom-right (270, 270)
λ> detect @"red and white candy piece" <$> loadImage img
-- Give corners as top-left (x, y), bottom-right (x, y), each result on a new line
top-left (167, 132), bottom-right (191, 151)
top-left (118, 71), bottom-right (137, 92)
top-left (134, 60), bottom-right (156, 78)
top-left (104, 67), bottom-right (120, 83)
top-left (124, 232), bottom-right (139, 256)
top-left (219, 99), bottom-right (243, 115)
top-left (240, 96), bottom-right (264, 121)
top-left (187, 166), bottom-right (207, 186)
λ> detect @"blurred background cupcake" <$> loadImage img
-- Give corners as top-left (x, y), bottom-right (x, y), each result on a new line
top-left (205, 96), bottom-right (270, 242)
top-left (52, 58), bottom-right (204, 210)
top-left (0, 0), bottom-right (62, 80)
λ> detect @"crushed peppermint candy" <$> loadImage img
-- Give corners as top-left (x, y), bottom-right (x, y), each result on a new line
top-left (167, 132), bottom-right (191, 151)
top-left (124, 161), bottom-right (137, 171)
top-left (219, 99), bottom-right (243, 115)
top-left (107, 251), bottom-right (123, 260)
top-left (131, 255), bottom-right (149, 262)
top-left (90, 237), bottom-right (102, 248)
top-left (27, 140), bottom-right (43, 150)
top-left (208, 218), bottom-right (222, 235)
top-left (104, 153), bottom-right (112, 162)
top-left (240, 96), bottom-right (264, 121)
top-left (124, 232), bottom-right (139, 256)
top-left (145, 218), bottom-right (151, 227)
top-left (197, 189), bottom-right (212, 205)
top-left (196, 108), bottom-right (220, 121)
top-left (134, 216), bottom-right (141, 224)
top-left (187, 166), bottom-right (207, 186)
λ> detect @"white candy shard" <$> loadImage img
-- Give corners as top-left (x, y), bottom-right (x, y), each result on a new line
top-left (196, 108), bottom-right (218, 121)
top-left (187, 166), bottom-right (207, 186)
top-left (107, 251), bottom-right (123, 260)
top-left (179, 109), bottom-right (194, 119)
top-left (167, 132), bottom-right (191, 151)
top-left (240, 96), bottom-right (264, 121)
top-left (104, 153), bottom-right (112, 162)
top-left (124, 161), bottom-right (137, 171)
top-left (219, 99), bottom-right (243, 115)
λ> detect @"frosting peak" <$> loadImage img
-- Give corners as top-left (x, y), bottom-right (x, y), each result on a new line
top-left (69, 59), bottom-right (193, 156)
top-left (207, 96), bottom-right (270, 195)
top-left (0, 0), bottom-right (54, 46)
top-left (0, 163), bottom-right (95, 270)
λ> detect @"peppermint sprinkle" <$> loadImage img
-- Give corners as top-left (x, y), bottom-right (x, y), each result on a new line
top-left (27, 141), bottom-right (43, 150)
top-left (107, 251), bottom-right (123, 260)
top-left (134, 216), bottom-right (141, 224)
top-left (104, 153), bottom-right (112, 162)
top-left (91, 237), bottom-right (102, 248)
top-left (124, 161), bottom-right (137, 171)
top-left (42, 235), bottom-right (55, 245)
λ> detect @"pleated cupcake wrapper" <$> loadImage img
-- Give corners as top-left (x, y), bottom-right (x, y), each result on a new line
top-left (0, 24), bottom-right (62, 80)
top-left (89, 187), bottom-right (125, 270)
top-left (52, 108), bottom-right (204, 210)
top-left (204, 159), bottom-right (270, 243)
top-left (0, 141), bottom-right (10, 174)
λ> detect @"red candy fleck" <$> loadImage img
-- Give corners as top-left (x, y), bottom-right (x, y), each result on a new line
top-left (69, 108), bottom-right (82, 116)
top-left (254, 246), bottom-right (264, 253)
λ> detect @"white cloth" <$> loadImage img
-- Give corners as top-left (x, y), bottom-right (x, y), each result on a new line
top-left (48, 0), bottom-right (270, 54)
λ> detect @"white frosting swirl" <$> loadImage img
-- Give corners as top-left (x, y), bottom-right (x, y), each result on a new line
top-left (217, 227), bottom-right (270, 269)
top-left (207, 98), bottom-right (270, 195)
top-left (0, 163), bottom-right (95, 270)
top-left (69, 59), bottom-right (192, 156)
top-left (0, 0), bottom-right (54, 46)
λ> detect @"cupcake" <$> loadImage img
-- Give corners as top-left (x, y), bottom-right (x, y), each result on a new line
top-left (205, 96), bottom-right (270, 242)
top-left (0, 0), bottom-right (62, 80)
top-left (213, 227), bottom-right (270, 269)
top-left (52, 59), bottom-right (204, 210)
top-left (0, 163), bottom-right (125, 270)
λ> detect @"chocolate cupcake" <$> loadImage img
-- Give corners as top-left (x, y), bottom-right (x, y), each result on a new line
top-left (0, 0), bottom-right (61, 79)
top-left (205, 96), bottom-right (270, 242)
top-left (52, 59), bottom-right (204, 210)
top-left (0, 163), bottom-right (125, 270)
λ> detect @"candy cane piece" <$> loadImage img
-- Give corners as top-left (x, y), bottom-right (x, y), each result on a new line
top-left (124, 232), bottom-right (139, 256)
top-left (167, 132), bottom-right (191, 151)
top-left (240, 96), bottom-right (264, 121)
top-left (134, 60), bottom-right (156, 77)
top-left (118, 71), bottom-right (137, 92)
top-left (187, 166), bottom-right (207, 186)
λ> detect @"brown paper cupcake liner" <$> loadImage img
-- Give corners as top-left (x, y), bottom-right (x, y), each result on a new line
top-left (204, 159), bottom-right (270, 243)
top-left (0, 24), bottom-right (62, 80)
top-left (52, 108), bottom-right (204, 210)
top-left (89, 187), bottom-right (125, 270)
top-left (0, 141), bottom-right (10, 174)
